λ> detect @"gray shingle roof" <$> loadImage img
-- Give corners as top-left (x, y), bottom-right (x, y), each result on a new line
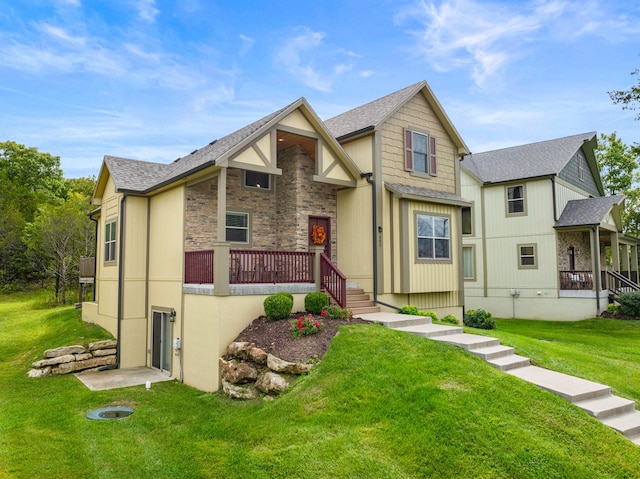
top-left (461, 132), bottom-right (597, 184)
top-left (555, 195), bottom-right (624, 228)
top-left (325, 81), bottom-right (426, 139)
top-left (104, 155), bottom-right (170, 192)
top-left (385, 182), bottom-right (471, 207)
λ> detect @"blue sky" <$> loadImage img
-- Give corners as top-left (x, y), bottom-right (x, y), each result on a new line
top-left (1, 0), bottom-right (638, 178)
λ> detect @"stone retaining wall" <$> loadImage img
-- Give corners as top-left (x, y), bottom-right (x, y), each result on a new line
top-left (27, 340), bottom-right (117, 378)
top-left (220, 341), bottom-right (314, 400)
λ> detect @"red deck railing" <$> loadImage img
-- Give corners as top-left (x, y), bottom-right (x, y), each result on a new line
top-left (184, 249), bottom-right (316, 285)
top-left (559, 270), bottom-right (593, 290)
top-left (320, 252), bottom-right (346, 308)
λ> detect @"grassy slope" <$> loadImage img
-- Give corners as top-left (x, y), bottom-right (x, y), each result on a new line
top-left (1, 293), bottom-right (640, 478)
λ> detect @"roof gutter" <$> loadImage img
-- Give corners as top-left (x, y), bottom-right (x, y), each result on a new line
top-left (336, 125), bottom-right (375, 143)
top-left (361, 172), bottom-right (400, 312)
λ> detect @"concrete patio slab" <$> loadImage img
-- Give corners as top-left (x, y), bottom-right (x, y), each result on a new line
top-left (75, 367), bottom-right (175, 391)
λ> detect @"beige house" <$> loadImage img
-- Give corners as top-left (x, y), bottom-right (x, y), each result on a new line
top-left (461, 132), bottom-right (639, 320)
top-left (83, 81), bottom-right (470, 392)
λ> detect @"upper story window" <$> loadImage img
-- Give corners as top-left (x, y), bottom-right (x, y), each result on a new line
top-left (518, 243), bottom-right (537, 269)
top-left (578, 155), bottom-right (584, 182)
top-left (104, 220), bottom-right (117, 263)
top-left (506, 185), bottom-right (526, 216)
top-left (244, 171), bottom-right (270, 190)
top-left (416, 214), bottom-right (450, 261)
top-left (462, 206), bottom-right (473, 235)
top-left (226, 212), bottom-right (249, 244)
top-left (405, 129), bottom-right (437, 176)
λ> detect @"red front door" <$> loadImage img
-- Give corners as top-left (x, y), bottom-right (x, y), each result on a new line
top-left (308, 216), bottom-right (331, 258)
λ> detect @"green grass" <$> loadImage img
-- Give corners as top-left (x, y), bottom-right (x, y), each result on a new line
top-left (466, 317), bottom-right (640, 406)
top-left (2, 292), bottom-right (640, 478)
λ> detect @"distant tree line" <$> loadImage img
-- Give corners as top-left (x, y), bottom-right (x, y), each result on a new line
top-left (0, 141), bottom-right (96, 302)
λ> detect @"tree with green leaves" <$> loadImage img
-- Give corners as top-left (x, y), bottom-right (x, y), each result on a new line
top-left (609, 68), bottom-right (640, 121)
top-left (596, 132), bottom-right (638, 196)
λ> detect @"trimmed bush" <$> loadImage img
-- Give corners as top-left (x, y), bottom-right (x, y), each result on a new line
top-left (440, 314), bottom-right (459, 325)
top-left (398, 305), bottom-right (420, 315)
top-left (263, 293), bottom-right (293, 321)
top-left (277, 291), bottom-right (294, 302)
top-left (421, 311), bottom-right (438, 321)
top-left (463, 308), bottom-right (496, 330)
top-left (305, 292), bottom-right (329, 315)
top-left (618, 292), bottom-right (640, 317)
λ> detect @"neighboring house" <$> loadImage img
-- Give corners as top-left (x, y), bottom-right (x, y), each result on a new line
top-left (461, 132), bottom-right (639, 321)
top-left (83, 81), bottom-right (470, 392)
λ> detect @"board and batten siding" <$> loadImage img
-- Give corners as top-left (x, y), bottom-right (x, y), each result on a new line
top-left (379, 94), bottom-right (457, 194)
top-left (554, 178), bottom-right (592, 216)
top-left (339, 136), bottom-right (374, 174)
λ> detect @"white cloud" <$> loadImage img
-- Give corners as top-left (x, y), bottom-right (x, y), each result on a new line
top-left (136, 0), bottom-right (160, 23)
top-left (275, 27), bottom-right (354, 92)
top-left (239, 34), bottom-right (255, 55)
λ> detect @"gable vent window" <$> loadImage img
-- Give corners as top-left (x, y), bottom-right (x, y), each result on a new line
top-left (245, 171), bottom-right (270, 190)
top-left (405, 129), bottom-right (437, 176)
top-left (226, 212), bottom-right (249, 243)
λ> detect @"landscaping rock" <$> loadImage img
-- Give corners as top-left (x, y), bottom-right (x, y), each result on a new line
top-left (44, 345), bottom-right (85, 358)
top-left (27, 366), bottom-right (51, 378)
top-left (75, 353), bottom-right (93, 361)
top-left (267, 354), bottom-right (312, 374)
top-left (250, 347), bottom-right (268, 364)
top-left (219, 358), bottom-right (258, 384)
top-left (32, 354), bottom-right (76, 368)
top-left (89, 340), bottom-right (117, 351)
top-left (222, 379), bottom-right (259, 400)
top-left (255, 371), bottom-right (292, 395)
top-left (92, 348), bottom-right (117, 357)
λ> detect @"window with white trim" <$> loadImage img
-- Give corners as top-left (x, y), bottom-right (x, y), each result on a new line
top-left (506, 185), bottom-right (525, 215)
top-left (578, 155), bottom-right (584, 181)
top-left (462, 206), bottom-right (472, 235)
top-left (463, 246), bottom-right (475, 280)
top-left (226, 212), bottom-right (249, 243)
top-left (405, 129), bottom-right (437, 176)
top-left (417, 214), bottom-right (450, 260)
top-left (104, 220), bottom-right (117, 263)
top-left (518, 243), bottom-right (537, 269)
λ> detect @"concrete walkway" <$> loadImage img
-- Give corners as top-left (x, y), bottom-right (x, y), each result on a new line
top-left (74, 366), bottom-right (175, 391)
top-left (357, 312), bottom-right (640, 446)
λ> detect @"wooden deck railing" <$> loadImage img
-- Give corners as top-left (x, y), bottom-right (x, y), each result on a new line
top-left (559, 271), bottom-right (593, 290)
top-left (184, 249), bottom-right (315, 285)
top-left (603, 270), bottom-right (640, 295)
top-left (320, 252), bottom-right (346, 308)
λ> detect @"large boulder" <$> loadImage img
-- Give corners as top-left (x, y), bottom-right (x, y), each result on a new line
top-left (222, 379), bottom-right (259, 400)
top-left (44, 345), bottom-right (85, 358)
top-left (266, 354), bottom-right (313, 375)
top-left (219, 358), bottom-right (258, 384)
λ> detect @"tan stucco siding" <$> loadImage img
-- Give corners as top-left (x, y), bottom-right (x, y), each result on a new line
top-left (380, 94), bottom-right (457, 194)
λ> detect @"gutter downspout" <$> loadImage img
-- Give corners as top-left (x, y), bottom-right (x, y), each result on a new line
top-left (361, 172), bottom-right (400, 311)
top-left (100, 192), bottom-right (127, 371)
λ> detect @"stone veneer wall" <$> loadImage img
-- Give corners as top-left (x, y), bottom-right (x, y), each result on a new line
top-left (557, 231), bottom-right (592, 271)
top-left (184, 144), bottom-right (338, 260)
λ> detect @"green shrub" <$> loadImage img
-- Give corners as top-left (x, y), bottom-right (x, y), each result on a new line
top-left (463, 308), bottom-right (496, 330)
top-left (291, 313), bottom-right (325, 338)
top-left (606, 303), bottom-right (619, 315)
top-left (420, 311), bottom-right (438, 321)
top-left (277, 291), bottom-right (294, 302)
top-left (398, 305), bottom-right (420, 315)
top-left (618, 292), bottom-right (640, 317)
top-left (305, 292), bottom-right (329, 315)
top-left (440, 314), bottom-right (459, 325)
top-left (263, 293), bottom-right (293, 320)
top-left (324, 304), bottom-right (352, 319)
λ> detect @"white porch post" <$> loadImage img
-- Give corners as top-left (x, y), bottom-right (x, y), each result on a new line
top-left (214, 168), bottom-right (230, 296)
top-left (591, 227), bottom-right (601, 292)
top-left (310, 246), bottom-right (324, 292)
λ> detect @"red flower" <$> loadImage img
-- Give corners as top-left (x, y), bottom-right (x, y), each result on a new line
top-left (321, 309), bottom-right (327, 317)
top-left (314, 321), bottom-right (320, 327)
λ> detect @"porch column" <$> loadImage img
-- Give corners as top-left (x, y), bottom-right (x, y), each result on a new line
top-left (611, 231), bottom-right (620, 273)
top-left (621, 243), bottom-right (630, 278)
top-left (631, 245), bottom-right (639, 283)
top-left (214, 168), bottom-right (230, 296)
top-left (311, 246), bottom-right (324, 292)
top-left (591, 227), bottom-right (601, 292)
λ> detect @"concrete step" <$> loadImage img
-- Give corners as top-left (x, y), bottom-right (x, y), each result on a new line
top-left (630, 434), bottom-right (640, 446)
top-left (486, 354), bottom-right (531, 371)
top-left (349, 306), bottom-right (381, 315)
top-left (507, 366), bottom-right (611, 402)
top-left (574, 395), bottom-right (636, 419)
top-left (432, 333), bottom-right (500, 351)
top-left (393, 323), bottom-right (462, 338)
top-left (601, 410), bottom-right (640, 438)
top-left (346, 288), bottom-right (365, 295)
top-left (356, 312), bottom-right (430, 328)
top-left (347, 300), bottom-right (375, 308)
top-left (469, 345), bottom-right (515, 360)
top-left (345, 294), bottom-right (370, 302)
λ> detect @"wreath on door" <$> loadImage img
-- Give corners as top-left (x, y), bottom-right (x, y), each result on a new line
top-left (311, 225), bottom-right (327, 245)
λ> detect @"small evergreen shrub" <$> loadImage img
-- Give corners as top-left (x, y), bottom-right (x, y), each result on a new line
top-left (276, 291), bottom-right (294, 302)
top-left (324, 304), bottom-right (352, 319)
top-left (618, 292), bottom-right (640, 317)
top-left (398, 305), bottom-right (420, 315)
top-left (606, 303), bottom-right (619, 315)
top-left (440, 314), bottom-right (459, 325)
top-left (463, 308), bottom-right (496, 330)
top-left (305, 292), bottom-right (329, 315)
top-left (263, 293), bottom-right (293, 320)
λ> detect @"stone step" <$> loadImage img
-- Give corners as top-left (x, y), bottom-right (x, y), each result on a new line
top-left (393, 323), bottom-right (462, 338)
top-left (486, 354), bottom-right (531, 371)
top-left (507, 366), bottom-right (611, 402)
top-left (355, 312), bottom-right (430, 328)
top-left (601, 410), bottom-right (640, 438)
top-left (469, 345), bottom-right (515, 360)
top-left (574, 395), bottom-right (636, 419)
top-left (431, 333), bottom-right (500, 351)
top-left (349, 306), bottom-right (381, 315)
